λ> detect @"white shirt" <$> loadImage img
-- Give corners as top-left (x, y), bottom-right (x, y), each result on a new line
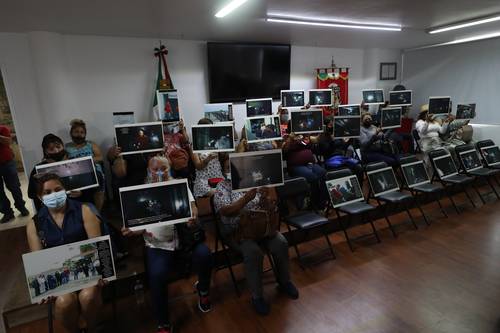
top-left (143, 188), bottom-right (195, 251)
top-left (415, 120), bottom-right (448, 139)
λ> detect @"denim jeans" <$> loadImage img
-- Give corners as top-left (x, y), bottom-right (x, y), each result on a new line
top-left (0, 160), bottom-right (26, 216)
top-left (146, 244), bottom-right (212, 326)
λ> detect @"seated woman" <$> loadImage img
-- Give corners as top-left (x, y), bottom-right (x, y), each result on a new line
top-left (415, 104), bottom-right (454, 153)
top-left (360, 112), bottom-right (399, 167)
top-left (214, 157), bottom-right (298, 316)
top-left (26, 173), bottom-right (104, 332)
top-left (191, 118), bottom-right (225, 198)
top-left (119, 156), bottom-right (212, 333)
top-left (65, 119), bottom-right (106, 211)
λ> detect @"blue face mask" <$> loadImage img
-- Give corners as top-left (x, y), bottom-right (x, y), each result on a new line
top-left (147, 170), bottom-right (165, 183)
top-left (42, 191), bottom-right (67, 209)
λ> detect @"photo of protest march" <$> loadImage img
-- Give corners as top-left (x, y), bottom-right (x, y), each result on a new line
top-left (245, 116), bottom-right (281, 142)
top-left (246, 98), bottom-right (272, 117)
top-left (402, 162), bottom-right (429, 187)
top-left (157, 90), bottom-right (180, 122)
top-left (120, 181), bottom-right (191, 229)
top-left (367, 168), bottom-right (399, 196)
top-left (192, 124), bottom-right (234, 153)
top-left (230, 150), bottom-right (284, 192)
top-left (115, 122), bottom-right (164, 155)
top-left (36, 156), bottom-right (98, 191)
top-left (456, 103), bottom-right (476, 120)
top-left (23, 236), bottom-right (115, 304)
top-left (326, 175), bottom-right (364, 208)
top-left (334, 117), bottom-right (361, 138)
top-left (290, 110), bottom-right (323, 134)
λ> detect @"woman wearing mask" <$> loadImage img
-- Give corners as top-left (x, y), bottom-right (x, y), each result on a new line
top-left (360, 112), bottom-right (399, 166)
top-left (121, 156), bottom-right (213, 333)
top-left (26, 173), bottom-right (104, 332)
top-left (65, 119), bottom-right (105, 211)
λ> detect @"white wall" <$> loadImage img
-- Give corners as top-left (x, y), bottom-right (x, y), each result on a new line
top-left (0, 31), bottom-right (402, 173)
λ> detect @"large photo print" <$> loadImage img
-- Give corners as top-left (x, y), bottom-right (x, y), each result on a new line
top-left (389, 90), bottom-right (412, 106)
top-left (246, 98), bottom-right (273, 117)
top-left (230, 149), bottom-right (284, 192)
top-left (481, 146), bottom-right (500, 166)
top-left (35, 156), bottom-right (98, 192)
top-left (119, 179), bottom-right (192, 231)
top-left (157, 90), bottom-right (180, 122)
top-left (381, 107), bottom-right (402, 129)
top-left (326, 175), bottom-right (364, 208)
top-left (309, 89), bottom-right (332, 107)
top-left (204, 103), bottom-right (233, 122)
top-left (191, 124), bottom-right (235, 153)
top-left (290, 109), bottom-right (323, 134)
top-left (22, 235), bottom-right (116, 304)
top-left (281, 90), bottom-right (305, 108)
top-left (115, 122), bottom-right (164, 155)
top-left (401, 161), bottom-right (429, 188)
top-left (367, 167), bottom-right (399, 196)
top-left (333, 117), bottom-right (360, 139)
top-left (245, 115), bottom-right (282, 143)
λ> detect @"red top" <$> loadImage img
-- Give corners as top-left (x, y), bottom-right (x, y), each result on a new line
top-left (286, 140), bottom-right (315, 167)
top-left (0, 126), bottom-right (14, 164)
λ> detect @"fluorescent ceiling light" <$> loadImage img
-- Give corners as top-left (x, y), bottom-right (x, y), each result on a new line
top-left (429, 15), bottom-right (500, 34)
top-left (266, 18), bottom-right (402, 31)
top-left (267, 12), bottom-right (401, 28)
top-left (406, 31), bottom-right (500, 51)
top-left (215, 0), bottom-right (248, 18)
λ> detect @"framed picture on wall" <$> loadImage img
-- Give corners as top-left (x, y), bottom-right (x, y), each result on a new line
top-left (380, 62), bottom-right (397, 80)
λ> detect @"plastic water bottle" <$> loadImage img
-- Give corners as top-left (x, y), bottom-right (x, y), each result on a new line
top-left (133, 279), bottom-right (145, 306)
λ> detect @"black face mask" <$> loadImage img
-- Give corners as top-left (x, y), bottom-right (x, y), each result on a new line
top-left (326, 127), bottom-right (333, 134)
top-left (363, 120), bottom-right (372, 127)
top-left (46, 149), bottom-right (66, 161)
top-left (71, 135), bottom-right (86, 145)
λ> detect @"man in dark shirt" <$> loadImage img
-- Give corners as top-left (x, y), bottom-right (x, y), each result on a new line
top-left (0, 125), bottom-right (29, 223)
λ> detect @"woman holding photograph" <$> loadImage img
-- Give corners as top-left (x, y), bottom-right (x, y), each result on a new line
top-left (26, 173), bottom-right (104, 333)
top-left (65, 119), bottom-right (106, 211)
top-left (360, 112), bottom-right (399, 166)
top-left (121, 156), bottom-right (213, 333)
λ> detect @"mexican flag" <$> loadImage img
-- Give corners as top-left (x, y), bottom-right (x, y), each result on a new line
top-left (152, 45), bottom-right (174, 119)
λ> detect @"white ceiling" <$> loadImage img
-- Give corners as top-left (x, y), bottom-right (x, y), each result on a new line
top-left (2, 0), bottom-right (500, 49)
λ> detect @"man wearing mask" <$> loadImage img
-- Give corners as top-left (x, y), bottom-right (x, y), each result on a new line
top-left (0, 123), bottom-right (29, 223)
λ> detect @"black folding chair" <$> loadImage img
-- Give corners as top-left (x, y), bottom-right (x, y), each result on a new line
top-left (477, 140), bottom-right (500, 171)
top-left (325, 169), bottom-right (380, 252)
top-left (412, 129), bottom-right (422, 154)
top-left (428, 148), bottom-right (476, 213)
top-left (365, 162), bottom-right (419, 236)
top-left (455, 143), bottom-right (500, 203)
top-left (276, 177), bottom-right (335, 268)
top-left (399, 155), bottom-right (448, 222)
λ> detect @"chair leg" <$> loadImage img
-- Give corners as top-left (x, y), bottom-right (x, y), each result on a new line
top-left (436, 198), bottom-right (448, 218)
top-left (463, 185), bottom-right (478, 208)
top-left (367, 212), bottom-right (381, 243)
top-left (380, 200), bottom-right (397, 238)
top-left (266, 253), bottom-right (278, 280)
top-left (487, 177), bottom-right (500, 199)
top-left (339, 213), bottom-right (354, 252)
top-left (48, 302), bottom-right (54, 333)
top-left (416, 195), bottom-right (431, 225)
top-left (406, 207), bottom-right (418, 230)
top-left (472, 182), bottom-right (485, 205)
top-left (447, 191), bottom-right (461, 214)
top-left (287, 224), bottom-right (305, 269)
top-left (323, 228), bottom-right (336, 259)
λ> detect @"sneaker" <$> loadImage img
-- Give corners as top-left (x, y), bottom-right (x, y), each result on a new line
top-left (194, 281), bottom-right (211, 313)
top-left (156, 325), bottom-right (172, 333)
top-left (19, 208), bottom-right (30, 217)
top-left (0, 214), bottom-right (14, 224)
top-left (251, 297), bottom-right (270, 316)
top-left (277, 281), bottom-right (299, 300)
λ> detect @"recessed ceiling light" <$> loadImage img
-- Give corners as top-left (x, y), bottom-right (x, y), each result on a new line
top-left (266, 18), bottom-right (402, 31)
top-left (428, 15), bottom-right (500, 34)
top-left (215, 0), bottom-right (248, 18)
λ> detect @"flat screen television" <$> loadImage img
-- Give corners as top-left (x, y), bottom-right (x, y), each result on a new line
top-left (207, 42), bottom-right (291, 103)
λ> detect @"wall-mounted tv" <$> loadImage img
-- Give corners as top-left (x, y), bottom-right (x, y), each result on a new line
top-left (207, 42), bottom-right (291, 103)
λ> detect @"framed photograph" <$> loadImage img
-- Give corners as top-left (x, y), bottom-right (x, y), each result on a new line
top-left (480, 145), bottom-right (500, 167)
top-left (367, 167), bottom-right (400, 197)
top-left (428, 96), bottom-right (451, 115)
top-left (244, 115), bottom-right (282, 143)
top-left (115, 122), bottom-right (165, 156)
top-left (401, 161), bottom-right (430, 188)
top-left (432, 154), bottom-right (458, 179)
top-left (229, 149), bottom-right (284, 192)
top-left (246, 98), bottom-right (273, 117)
top-left (191, 123), bottom-right (235, 153)
top-left (308, 89), bottom-right (332, 107)
top-left (326, 175), bottom-right (365, 208)
top-left (338, 104), bottom-right (361, 117)
top-left (380, 62), bottom-right (397, 80)
top-left (458, 149), bottom-right (483, 172)
top-left (389, 90), bottom-right (412, 106)
top-left (119, 179), bottom-right (192, 231)
top-left (22, 235), bottom-right (116, 304)
top-left (204, 103), bottom-right (233, 122)
top-left (112, 111), bottom-right (135, 126)
top-left (456, 103), bottom-right (476, 120)
top-left (290, 109), bottom-right (324, 134)
top-left (362, 89), bottom-right (385, 105)
top-left (35, 156), bottom-right (98, 192)
top-left (157, 90), bottom-right (180, 122)
top-left (333, 116), bottom-right (360, 139)
top-left (281, 90), bottom-right (305, 108)
top-left (381, 107), bottom-right (402, 129)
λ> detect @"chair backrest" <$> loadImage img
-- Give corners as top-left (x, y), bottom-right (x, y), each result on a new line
top-left (326, 168), bottom-right (352, 181)
top-left (275, 177), bottom-right (310, 200)
top-left (412, 129), bottom-right (422, 153)
top-left (476, 139), bottom-right (495, 149)
top-left (365, 161), bottom-right (388, 173)
top-left (455, 144), bottom-right (483, 172)
top-left (399, 154), bottom-right (419, 165)
top-left (428, 149), bottom-right (458, 179)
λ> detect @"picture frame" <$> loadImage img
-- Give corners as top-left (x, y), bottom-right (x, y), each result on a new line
top-left (191, 123), bottom-right (235, 153)
top-left (456, 103), bottom-right (476, 120)
top-left (246, 98), bottom-right (273, 117)
top-left (338, 104), bottom-right (361, 117)
top-left (458, 149), bottom-right (483, 172)
top-left (281, 90), bottom-right (305, 109)
top-left (325, 175), bottom-right (365, 208)
top-left (480, 145), bottom-right (500, 167)
top-left (333, 116), bottom-right (361, 139)
top-left (244, 115), bottom-right (282, 143)
top-left (379, 62), bottom-right (397, 81)
top-left (112, 111), bottom-right (135, 126)
top-left (119, 179), bottom-right (192, 231)
top-left (115, 122), bottom-right (165, 156)
top-left (428, 96), bottom-right (451, 115)
top-left (362, 89), bottom-right (385, 105)
top-left (157, 89), bottom-right (180, 122)
top-left (380, 107), bottom-right (402, 129)
top-left (229, 149), bottom-right (284, 193)
top-left (290, 109), bottom-right (324, 134)
top-left (308, 89), bottom-right (332, 107)
top-left (432, 154), bottom-right (458, 179)
top-left (35, 156), bottom-right (99, 192)
top-left (389, 90), bottom-right (412, 107)
top-left (367, 166), bottom-right (400, 197)
top-left (401, 161), bottom-right (430, 188)
top-left (204, 103), bottom-right (233, 122)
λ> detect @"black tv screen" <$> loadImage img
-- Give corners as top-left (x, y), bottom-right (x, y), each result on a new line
top-left (207, 42), bottom-right (291, 103)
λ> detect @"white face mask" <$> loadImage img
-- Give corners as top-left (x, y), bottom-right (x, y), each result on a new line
top-left (42, 191), bottom-right (67, 209)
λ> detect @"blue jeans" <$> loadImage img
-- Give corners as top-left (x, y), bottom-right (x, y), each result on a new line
top-left (288, 164), bottom-right (327, 208)
top-left (0, 160), bottom-right (26, 216)
top-left (146, 244), bottom-right (212, 326)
